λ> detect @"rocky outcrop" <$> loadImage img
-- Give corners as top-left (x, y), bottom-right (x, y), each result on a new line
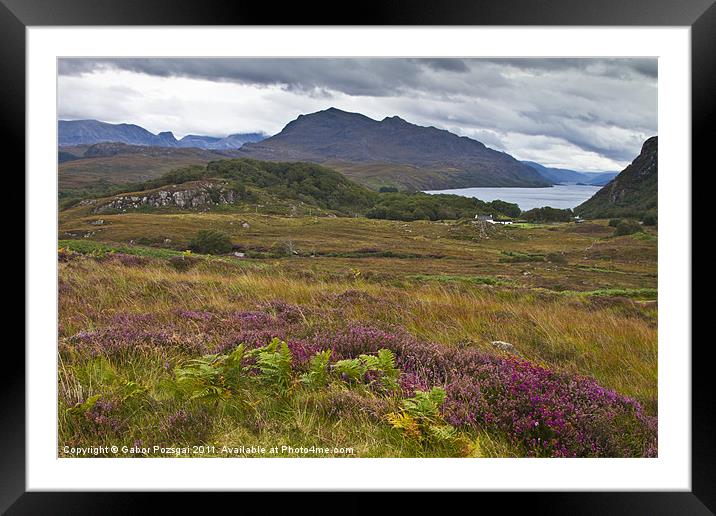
top-left (575, 137), bottom-right (657, 219)
top-left (93, 182), bottom-right (237, 214)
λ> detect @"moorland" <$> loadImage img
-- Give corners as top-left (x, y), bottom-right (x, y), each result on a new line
top-left (57, 149), bottom-right (658, 458)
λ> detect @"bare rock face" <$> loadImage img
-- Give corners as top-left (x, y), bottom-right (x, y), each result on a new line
top-left (93, 182), bottom-right (236, 214)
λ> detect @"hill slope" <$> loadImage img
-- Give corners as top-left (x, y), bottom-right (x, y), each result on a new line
top-left (575, 137), bottom-right (657, 219)
top-left (239, 108), bottom-right (551, 190)
top-left (58, 143), bottom-right (245, 198)
top-left (63, 158), bottom-right (523, 222)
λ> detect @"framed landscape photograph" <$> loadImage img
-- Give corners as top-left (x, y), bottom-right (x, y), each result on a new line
top-left (10, 0), bottom-right (711, 512)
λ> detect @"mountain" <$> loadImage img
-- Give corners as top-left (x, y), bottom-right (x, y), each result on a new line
top-left (575, 137), bottom-right (657, 219)
top-left (522, 161), bottom-right (618, 185)
top-left (59, 120), bottom-right (266, 149)
top-left (206, 133), bottom-right (266, 149)
top-left (59, 120), bottom-right (180, 147)
top-left (239, 108), bottom-right (551, 190)
top-left (177, 132), bottom-right (266, 149)
top-left (585, 172), bottom-right (620, 186)
top-left (177, 135), bottom-right (222, 148)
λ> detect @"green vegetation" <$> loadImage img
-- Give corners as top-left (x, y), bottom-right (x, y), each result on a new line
top-left (57, 154), bottom-right (658, 458)
top-left (522, 206), bottom-right (574, 223)
top-left (642, 214), bottom-right (657, 226)
top-left (366, 192), bottom-right (519, 221)
top-left (61, 159), bottom-right (524, 222)
top-left (188, 230), bottom-right (233, 255)
top-left (613, 219), bottom-right (643, 237)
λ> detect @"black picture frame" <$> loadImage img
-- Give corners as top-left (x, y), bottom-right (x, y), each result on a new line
top-left (6, 0), bottom-right (710, 513)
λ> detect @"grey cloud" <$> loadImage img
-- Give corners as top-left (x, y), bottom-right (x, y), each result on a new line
top-left (58, 57), bottom-right (657, 170)
top-left (483, 58), bottom-right (657, 79)
top-left (416, 58), bottom-right (470, 73)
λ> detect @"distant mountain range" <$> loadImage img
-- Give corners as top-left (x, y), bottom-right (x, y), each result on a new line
top-left (521, 161), bottom-right (618, 186)
top-left (58, 119), bottom-right (266, 149)
top-left (58, 111), bottom-right (641, 195)
top-left (575, 136), bottom-right (657, 219)
top-left (238, 108), bottom-right (550, 189)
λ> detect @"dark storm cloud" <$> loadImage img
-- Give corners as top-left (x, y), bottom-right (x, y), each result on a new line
top-left (58, 58), bottom-right (451, 97)
top-left (58, 57), bottom-right (657, 169)
top-left (484, 58), bottom-right (657, 79)
top-left (416, 58), bottom-right (471, 73)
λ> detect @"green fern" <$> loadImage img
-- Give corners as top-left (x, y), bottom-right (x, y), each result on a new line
top-left (249, 338), bottom-right (294, 395)
top-left (402, 387), bottom-right (446, 423)
top-left (332, 349), bottom-right (400, 391)
top-left (119, 380), bottom-right (147, 402)
top-left (387, 387), bottom-right (456, 444)
top-left (172, 346), bottom-right (248, 404)
top-left (333, 357), bottom-right (366, 382)
top-left (300, 350), bottom-right (332, 389)
top-left (66, 394), bottom-right (101, 416)
top-left (222, 344), bottom-right (246, 391)
top-left (375, 349), bottom-right (400, 392)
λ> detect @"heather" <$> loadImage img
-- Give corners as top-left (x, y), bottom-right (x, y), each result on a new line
top-left (59, 296), bottom-right (656, 457)
top-left (58, 212), bottom-right (657, 458)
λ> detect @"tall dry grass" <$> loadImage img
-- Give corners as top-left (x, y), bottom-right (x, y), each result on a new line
top-left (59, 256), bottom-right (657, 413)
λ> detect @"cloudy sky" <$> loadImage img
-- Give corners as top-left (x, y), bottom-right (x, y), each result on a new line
top-left (58, 58), bottom-right (657, 171)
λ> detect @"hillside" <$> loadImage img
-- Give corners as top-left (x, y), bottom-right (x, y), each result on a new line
top-left (59, 119), bottom-right (265, 149)
top-left (62, 158), bottom-right (523, 221)
top-left (522, 161), bottom-right (618, 185)
top-left (575, 137), bottom-right (657, 219)
top-left (239, 108), bottom-right (551, 190)
top-left (58, 143), bottom-right (245, 200)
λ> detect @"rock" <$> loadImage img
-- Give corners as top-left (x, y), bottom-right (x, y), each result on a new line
top-left (93, 181), bottom-right (237, 214)
top-left (241, 222), bottom-right (250, 229)
top-left (164, 238), bottom-right (171, 244)
top-left (88, 219), bottom-right (104, 225)
top-left (491, 340), bottom-right (519, 355)
top-left (233, 252), bottom-right (245, 258)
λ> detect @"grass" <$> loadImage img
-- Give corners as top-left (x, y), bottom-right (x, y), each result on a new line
top-left (58, 212), bottom-right (658, 457)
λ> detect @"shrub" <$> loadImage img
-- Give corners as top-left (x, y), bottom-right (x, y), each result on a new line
top-left (642, 214), bottom-right (657, 226)
top-left (608, 218), bottom-right (622, 227)
top-left (321, 324), bottom-right (657, 457)
top-left (613, 219), bottom-right (642, 236)
top-left (188, 230), bottom-right (233, 254)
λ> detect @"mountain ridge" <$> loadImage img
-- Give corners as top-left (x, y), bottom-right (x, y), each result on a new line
top-left (521, 161), bottom-right (618, 186)
top-left (238, 107), bottom-right (551, 189)
top-left (58, 119), bottom-right (266, 149)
